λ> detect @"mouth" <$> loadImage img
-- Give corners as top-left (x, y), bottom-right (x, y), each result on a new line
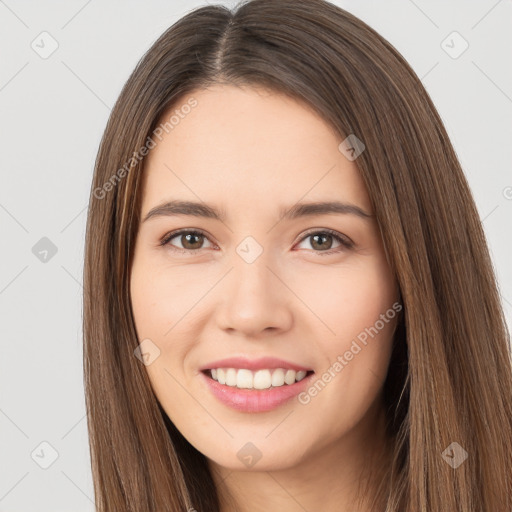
top-left (200, 368), bottom-right (316, 413)
top-left (202, 368), bottom-right (315, 390)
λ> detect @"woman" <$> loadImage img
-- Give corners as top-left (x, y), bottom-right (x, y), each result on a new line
top-left (83, 0), bottom-right (512, 510)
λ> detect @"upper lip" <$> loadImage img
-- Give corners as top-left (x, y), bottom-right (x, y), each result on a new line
top-left (200, 356), bottom-right (313, 372)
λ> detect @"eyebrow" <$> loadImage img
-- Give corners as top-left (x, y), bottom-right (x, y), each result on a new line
top-left (142, 200), bottom-right (373, 223)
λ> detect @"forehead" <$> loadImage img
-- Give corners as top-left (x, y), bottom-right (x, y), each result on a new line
top-left (141, 84), bottom-right (372, 217)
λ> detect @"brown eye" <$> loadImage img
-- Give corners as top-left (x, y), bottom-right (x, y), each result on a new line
top-left (310, 233), bottom-right (335, 250)
top-left (296, 229), bottom-right (353, 254)
top-left (160, 230), bottom-right (213, 252)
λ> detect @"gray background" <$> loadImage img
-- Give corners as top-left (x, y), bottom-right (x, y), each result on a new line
top-left (1, 0), bottom-right (511, 510)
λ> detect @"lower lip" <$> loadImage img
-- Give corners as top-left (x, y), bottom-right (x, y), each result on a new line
top-left (200, 371), bottom-right (315, 413)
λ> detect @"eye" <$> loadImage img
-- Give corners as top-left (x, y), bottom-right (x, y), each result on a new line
top-left (159, 228), bottom-right (354, 256)
top-left (295, 229), bottom-right (354, 255)
top-left (159, 229), bottom-right (214, 254)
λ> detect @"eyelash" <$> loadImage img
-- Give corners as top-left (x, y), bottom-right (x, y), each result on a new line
top-left (159, 228), bottom-right (354, 256)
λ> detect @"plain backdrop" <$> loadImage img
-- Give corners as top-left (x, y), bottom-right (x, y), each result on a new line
top-left (1, 1), bottom-right (511, 510)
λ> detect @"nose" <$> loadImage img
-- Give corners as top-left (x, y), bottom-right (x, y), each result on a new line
top-left (215, 253), bottom-right (293, 338)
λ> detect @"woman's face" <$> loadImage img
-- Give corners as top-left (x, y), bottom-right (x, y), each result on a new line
top-left (130, 84), bottom-right (400, 471)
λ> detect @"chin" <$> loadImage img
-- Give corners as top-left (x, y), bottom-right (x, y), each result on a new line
top-left (204, 438), bottom-right (308, 472)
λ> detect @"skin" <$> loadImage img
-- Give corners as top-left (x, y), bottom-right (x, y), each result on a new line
top-left (130, 84), bottom-right (400, 511)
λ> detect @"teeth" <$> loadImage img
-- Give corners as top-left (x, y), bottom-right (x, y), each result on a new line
top-left (271, 369), bottom-right (285, 387)
top-left (208, 368), bottom-right (309, 389)
top-left (253, 370), bottom-right (272, 390)
top-left (296, 370), bottom-right (307, 381)
top-left (284, 369), bottom-right (296, 385)
top-left (225, 368), bottom-right (237, 386)
top-left (237, 369), bottom-right (253, 389)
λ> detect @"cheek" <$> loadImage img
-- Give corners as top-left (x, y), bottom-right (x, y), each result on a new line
top-left (298, 256), bottom-right (397, 391)
top-left (130, 255), bottom-right (198, 339)
top-left (292, 255), bottom-right (397, 340)
top-left (130, 259), bottom-right (201, 418)
top-left (130, 256), bottom-right (208, 389)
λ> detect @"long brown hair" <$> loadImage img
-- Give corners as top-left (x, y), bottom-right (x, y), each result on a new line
top-left (83, 0), bottom-right (512, 510)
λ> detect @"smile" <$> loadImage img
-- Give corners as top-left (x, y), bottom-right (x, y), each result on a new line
top-left (200, 369), bottom-right (316, 413)
top-left (207, 368), bottom-right (312, 389)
